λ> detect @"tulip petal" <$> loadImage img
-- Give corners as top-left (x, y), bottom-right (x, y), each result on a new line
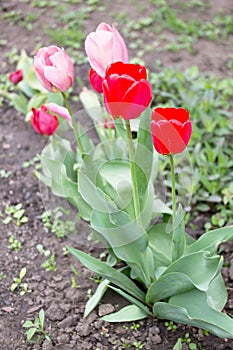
top-left (153, 107), bottom-right (189, 123)
top-left (49, 51), bottom-right (74, 82)
top-left (47, 103), bottom-right (71, 121)
top-left (44, 66), bottom-right (72, 92)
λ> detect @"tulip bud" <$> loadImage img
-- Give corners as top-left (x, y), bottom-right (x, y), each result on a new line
top-left (31, 105), bottom-right (59, 136)
top-left (34, 46), bottom-right (74, 93)
top-left (85, 22), bottom-right (128, 77)
top-left (9, 70), bottom-right (23, 84)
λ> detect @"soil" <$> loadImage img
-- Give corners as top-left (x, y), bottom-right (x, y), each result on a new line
top-left (0, 1), bottom-right (233, 349)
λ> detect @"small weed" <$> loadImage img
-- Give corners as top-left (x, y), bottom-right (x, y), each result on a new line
top-left (165, 320), bottom-right (177, 331)
top-left (0, 271), bottom-right (6, 280)
top-left (4, 203), bottom-right (28, 226)
top-left (23, 156), bottom-right (41, 169)
top-left (41, 207), bottom-right (76, 238)
top-left (36, 244), bottom-right (50, 257)
top-left (23, 309), bottom-right (51, 343)
top-left (0, 169), bottom-right (11, 178)
top-left (10, 267), bottom-right (31, 295)
top-left (41, 254), bottom-right (57, 272)
top-left (173, 333), bottom-right (197, 350)
top-left (130, 322), bottom-right (140, 330)
top-left (133, 341), bottom-right (144, 349)
top-left (8, 235), bottom-right (22, 252)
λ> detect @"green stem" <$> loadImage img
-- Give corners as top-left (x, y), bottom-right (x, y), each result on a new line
top-left (62, 92), bottom-right (84, 154)
top-left (125, 120), bottom-right (141, 225)
top-left (169, 154), bottom-right (176, 231)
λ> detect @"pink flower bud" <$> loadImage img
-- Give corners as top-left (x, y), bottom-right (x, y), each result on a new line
top-left (31, 105), bottom-right (59, 136)
top-left (34, 46), bottom-right (74, 92)
top-left (85, 22), bottom-right (128, 77)
top-left (9, 70), bottom-right (23, 84)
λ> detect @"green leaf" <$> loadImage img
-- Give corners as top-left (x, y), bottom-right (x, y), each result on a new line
top-left (171, 204), bottom-right (186, 261)
top-left (146, 272), bottom-right (194, 304)
top-left (10, 93), bottom-right (28, 115)
top-left (20, 267), bottom-right (26, 280)
top-left (79, 88), bottom-right (103, 122)
top-left (101, 304), bottom-right (148, 322)
top-left (114, 118), bottom-right (127, 139)
top-left (173, 338), bottom-right (182, 350)
top-left (22, 320), bottom-right (34, 328)
top-left (27, 93), bottom-right (47, 113)
top-left (39, 309), bottom-right (45, 328)
top-left (67, 247), bottom-right (146, 302)
top-left (84, 279), bottom-right (110, 318)
top-left (153, 289), bottom-right (233, 339)
top-left (206, 273), bottom-right (227, 311)
top-left (109, 285), bottom-right (152, 316)
top-left (135, 109), bottom-right (154, 197)
top-left (185, 225), bottom-right (233, 255)
top-left (25, 327), bottom-right (38, 341)
top-left (148, 223), bottom-right (172, 268)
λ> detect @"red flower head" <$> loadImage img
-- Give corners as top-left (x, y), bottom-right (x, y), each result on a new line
top-left (151, 107), bottom-right (192, 155)
top-left (9, 70), bottom-right (23, 84)
top-left (89, 68), bottom-right (104, 93)
top-left (31, 105), bottom-right (59, 136)
top-left (102, 62), bottom-right (152, 120)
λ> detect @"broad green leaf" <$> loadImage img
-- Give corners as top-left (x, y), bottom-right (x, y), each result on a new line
top-left (47, 91), bottom-right (63, 106)
top-left (152, 197), bottom-right (172, 216)
top-left (185, 225), bottom-right (233, 255)
top-left (67, 247), bottom-right (145, 302)
top-left (109, 286), bottom-right (152, 316)
top-left (10, 93), bottom-right (28, 115)
top-left (27, 93), bottom-right (47, 113)
top-left (27, 68), bottom-right (47, 92)
top-left (22, 320), bottom-right (34, 328)
top-left (162, 251), bottom-right (222, 292)
top-left (173, 338), bottom-right (182, 350)
top-left (114, 118), bottom-right (127, 139)
top-left (148, 223), bottom-right (172, 268)
top-left (135, 109), bottom-right (153, 196)
top-left (20, 267), bottom-right (26, 280)
top-left (153, 289), bottom-right (233, 339)
top-left (171, 204), bottom-right (186, 261)
top-left (101, 304), bottom-right (148, 322)
top-left (207, 273), bottom-right (227, 311)
top-left (79, 88), bottom-right (103, 122)
top-left (77, 122), bottom-right (94, 154)
top-left (146, 272), bottom-right (194, 304)
top-left (84, 279), bottom-right (110, 318)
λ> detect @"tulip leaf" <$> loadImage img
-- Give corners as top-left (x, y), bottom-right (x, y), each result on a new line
top-left (135, 109), bottom-right (153, 196)
top-left (171, 204), bottom-right (186, 261)
top-left (206, 273), bottom-right (227, 311)
top-left (79, 88), bottom-right (103, 122)
top-left (153, 289), bottom-right (233, 339)
top-left (185, 225), bottom-right (233, 255)
top-left (9, 93), bottom-right (28, 115)
top-left (101, 304), bottom-right (148, 322)
top-left (47, 91), bottom-right (63, 106)
top-left (67, 247), bottom-right (146, 302)
top-left (146, 272), bottom-right (194, 304)
top-left (84, 279), bottom-right (110, 318)
top-left (27, 93), bottom-right (47, 113)
top-left (148, 223), bottom-right (172, 268)
top-left (162, 251), bottom-right (222, 292)
top-left (114, 118), bottom-right (128, 140)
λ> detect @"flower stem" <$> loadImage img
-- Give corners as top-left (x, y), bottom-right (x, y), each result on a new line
top-left (169, 154), bottom-right (176, 231)
top-left (125, 120), bottom-right (141, 225)
top-left (62, 92), bottom-right (84, 154)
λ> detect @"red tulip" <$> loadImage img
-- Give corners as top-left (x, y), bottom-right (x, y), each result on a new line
top-left (9, 70), bottom-right (23, 84)
top-left (151, 107), bottom-right (192, 155)
top-left (31, 105), bottom-right (59, 136)
top-left (34, 46), bottom-right (74, 92)
top-left (89, 68), bottom-right (104, 93)
top-left (102, 62), bottom-right (152, 120)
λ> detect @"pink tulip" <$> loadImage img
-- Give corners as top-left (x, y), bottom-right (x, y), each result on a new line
top-left (31, 105), bottom-right (59, 136)
top-left (34, 46), bottom-right (74, 92)
top-left (9, 70), bottom-right (23, 84)
top-left (47, 102), bottom-right (71, 121)
top-left (85, 22), bottom-right (128, 77)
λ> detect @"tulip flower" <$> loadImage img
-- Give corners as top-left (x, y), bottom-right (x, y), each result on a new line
top-left (34, 46), bottom-right (74, 92)
top-left (151, 107), bottom-right (192, 155)
top-left (85, 22), bottom-right (128, 77)
top-left (31, 105), bottom-right (59, 136)
top-left (89, 68), bottom-right (104, 93)
top-left (47, 102), bottom-right (71, 121)
top-left (9, 70), bottom-right (23, 84)
top-left (102, 62), bottom-right (152, 120)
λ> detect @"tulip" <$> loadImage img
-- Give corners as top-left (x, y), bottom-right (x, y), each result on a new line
top-left (151, 107), bottom-right (192, 155)
top-left (102, 62), bottom-right (152, 120)
top-left (34, 46), bottom-right (74, 92)
top-left (89, 68), bottom-right (104, 93)
top-left (9, 70), bottom-right (23, 84)
top-left (85, 22), bottom-right (128, 77)
top-left (47, 102), bottom-right (71, 121)
top-left (31, 105), bottom-right (59, 136)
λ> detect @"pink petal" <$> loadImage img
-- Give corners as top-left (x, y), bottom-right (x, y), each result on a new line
top-left (47, 103), bottom-right (71, 121)
top-left (44, 66), bottom-right (72, 92)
